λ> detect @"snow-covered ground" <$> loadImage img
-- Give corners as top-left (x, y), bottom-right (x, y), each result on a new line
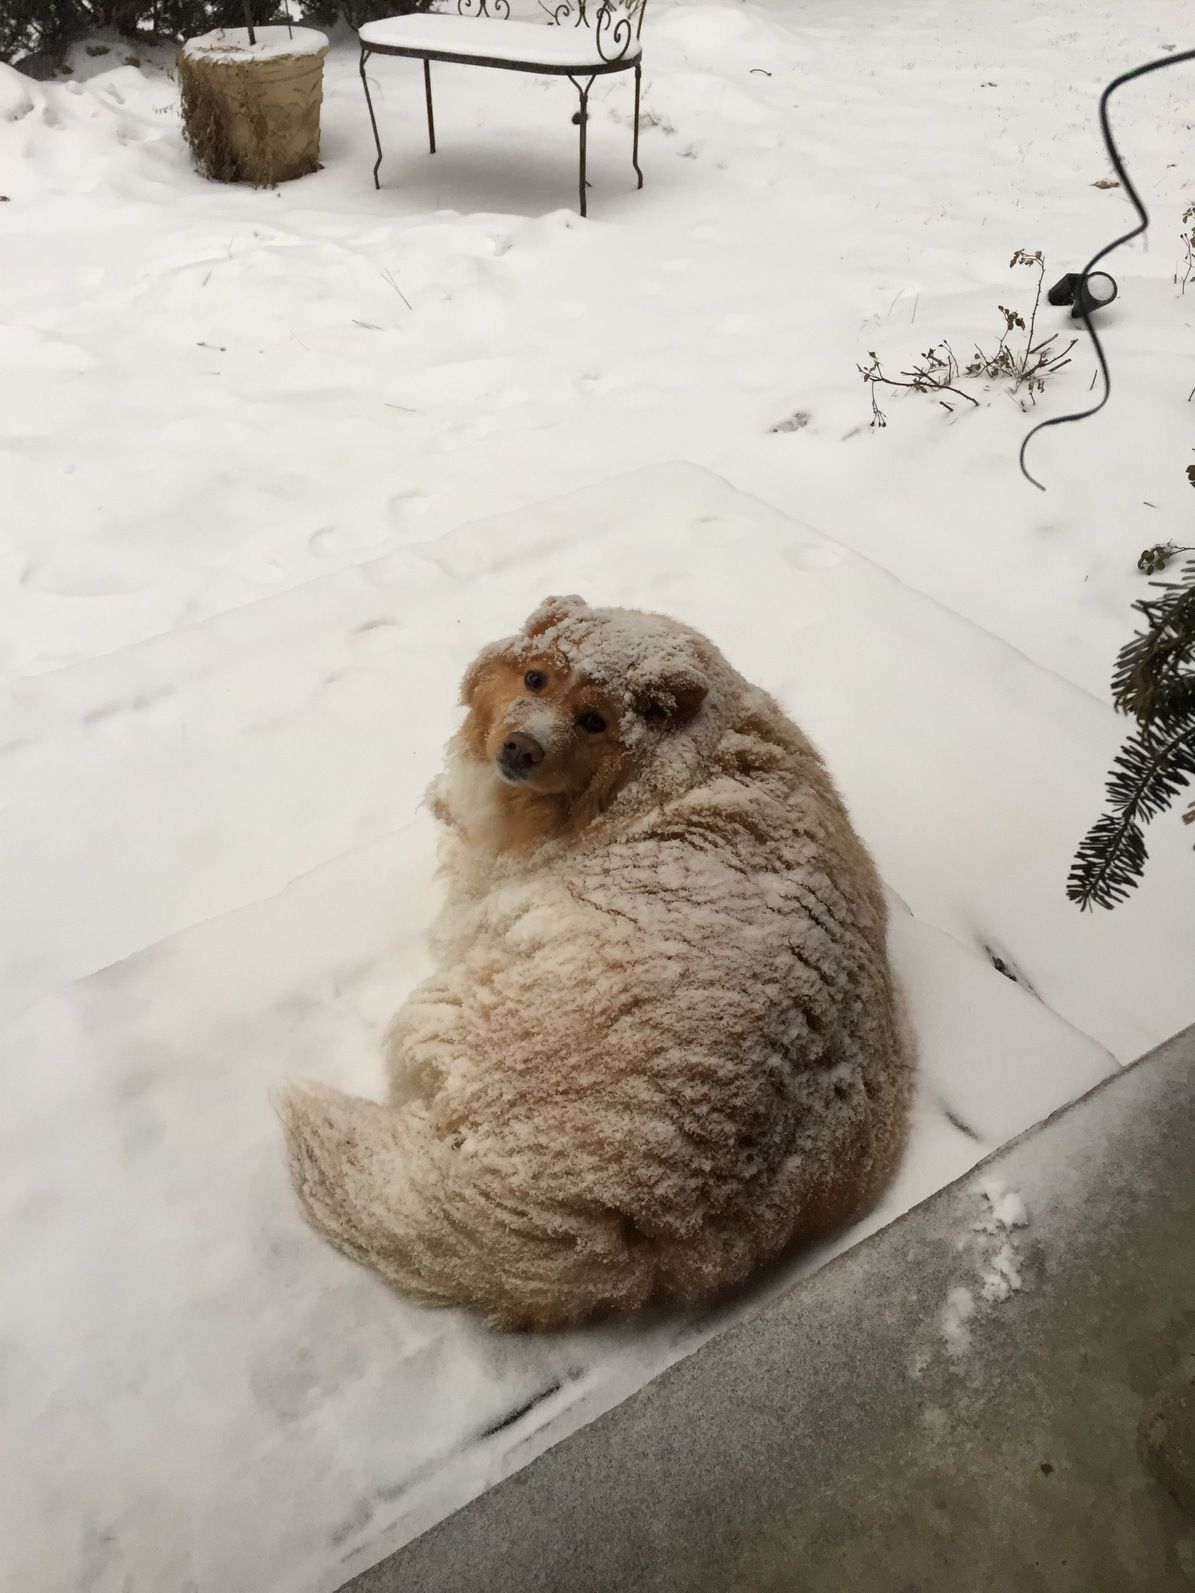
top-left (1, 3), bottom-right (1193, 1590)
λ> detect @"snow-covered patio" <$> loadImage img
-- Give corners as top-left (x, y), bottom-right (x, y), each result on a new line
top-left (1, 2), bottom-right (1193, 1589)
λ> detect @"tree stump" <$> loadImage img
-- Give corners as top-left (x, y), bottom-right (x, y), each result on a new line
top-left (179, 26), bottom-right (330, 187)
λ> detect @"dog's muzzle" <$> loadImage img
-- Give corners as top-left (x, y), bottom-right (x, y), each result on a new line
top-left (498, 732), bottom-right (545, 782)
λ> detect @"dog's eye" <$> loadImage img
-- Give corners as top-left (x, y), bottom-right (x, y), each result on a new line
top-left (524, 670), bottom-right (546, 691)
top-left (577, 711), bottom-right (607, 734)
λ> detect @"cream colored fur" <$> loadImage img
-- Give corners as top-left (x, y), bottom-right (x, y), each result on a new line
top-left (277, 598), bottom-right (915, 1329)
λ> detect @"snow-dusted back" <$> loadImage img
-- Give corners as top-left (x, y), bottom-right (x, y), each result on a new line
top-left (280, 599), bottom-right (915, 1326)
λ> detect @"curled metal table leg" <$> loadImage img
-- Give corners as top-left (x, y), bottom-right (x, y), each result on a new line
top-left (568, 73), bottom-right (596, 218)
top-left (359, 47), bottom-right (383, 189)
top-left (423, 57), bottom-right (436, 154)
top-left (632, 59), bottom-right (643, 190)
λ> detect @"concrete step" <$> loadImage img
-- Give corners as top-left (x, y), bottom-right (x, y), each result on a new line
top-left (341, 1024), bottom-right (1195, 1593)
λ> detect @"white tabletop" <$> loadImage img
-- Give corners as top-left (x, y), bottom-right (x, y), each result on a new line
top-left (359, 13), bottom-right (641, 67)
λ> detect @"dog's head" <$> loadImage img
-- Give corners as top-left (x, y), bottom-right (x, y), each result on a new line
top-left (458, 596), bottom-right (713, 830)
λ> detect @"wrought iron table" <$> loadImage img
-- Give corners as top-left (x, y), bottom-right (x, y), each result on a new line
top-left (358, 1), bottom-right (645, 217)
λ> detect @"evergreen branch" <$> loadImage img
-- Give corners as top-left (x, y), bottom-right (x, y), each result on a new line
top-left (1067, 811), bottom-right (1148, 910)
top-left (1068, 706), bottom-right (1195, 908)
top-left (1110, 560), bottom-right (1195, 720)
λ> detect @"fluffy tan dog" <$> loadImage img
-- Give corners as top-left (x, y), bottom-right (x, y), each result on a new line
top-left (277, 597), bottom-right (914, 1329)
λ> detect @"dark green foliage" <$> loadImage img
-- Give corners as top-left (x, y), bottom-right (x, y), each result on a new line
top-left (3, 4), bottom-right (261, 75)
top-left (2, 0), bottom-right (431, 76)
top-left (1137, 541), bottom-right (1193, 575)
top-left (1069, 557), bottom-right (1195, 909)
top-left (1, 0), bottom-right (88, 76)
top-left (301, 0), bottom-right (433, 25)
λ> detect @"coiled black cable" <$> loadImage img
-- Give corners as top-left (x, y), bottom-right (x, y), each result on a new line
top-left (1019, 45), bottom-right (1195, 490)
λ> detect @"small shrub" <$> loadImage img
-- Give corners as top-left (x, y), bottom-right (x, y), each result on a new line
top-left (859, 250), bottom-right (1076, 428)
top-left (1177, 203), bottom-right (1195, 295)
top-left (1138, 541), bottom-right (1193, 576)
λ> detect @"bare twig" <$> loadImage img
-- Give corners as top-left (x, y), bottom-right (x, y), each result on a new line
top-left (965, 252), bottom-right (1076, 402)
top-left (1177, 202), bottom-right (1195, 293)
top-left (382, 268), bottom-right (413, 310)
top-left (859, 250), bottom-right (1077, 424)
top-left (858, 342), bottom-right (980, 427)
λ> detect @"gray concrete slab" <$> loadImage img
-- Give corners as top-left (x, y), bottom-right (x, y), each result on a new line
top-left (341, 1026), bottom-right (1195, 1593)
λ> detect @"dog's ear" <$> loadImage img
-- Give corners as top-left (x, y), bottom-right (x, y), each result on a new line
top-left (523, 595), bottom-right (587, 638)
top-left (459, 655), bottom-right (483, 707)
top-left (459, 645), bottom-right (499, 707)
top-left (635, 666), bottom-right (708, 728)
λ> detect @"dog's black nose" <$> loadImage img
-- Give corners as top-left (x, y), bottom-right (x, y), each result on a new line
top-left (500, 732), bottom-right (544, 773)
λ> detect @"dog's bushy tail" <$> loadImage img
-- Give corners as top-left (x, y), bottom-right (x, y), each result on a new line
top-left (274, 1080), bottom-right (655, 1328)
top-left (274, 1081), bottom-right (462, 1308)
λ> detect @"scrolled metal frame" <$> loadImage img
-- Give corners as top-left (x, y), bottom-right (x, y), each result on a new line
top-left (594, 6), bottom-right (634, 65)
top-left (536, 0), bottom-right (645, 64)
top-left (457, 0), bottom-right (511, 18)
top-left (358, 0), bottom-right (646, 216)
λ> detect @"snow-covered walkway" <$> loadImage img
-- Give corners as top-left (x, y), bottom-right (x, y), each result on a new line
top-left (1, 3), bottom-right (1192, 1589)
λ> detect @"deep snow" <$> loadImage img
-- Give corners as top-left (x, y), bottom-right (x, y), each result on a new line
top-left (1, 1), bottom-right (1193, 1588)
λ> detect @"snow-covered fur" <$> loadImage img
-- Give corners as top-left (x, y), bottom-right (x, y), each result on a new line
top-left (277, 597), bottom-right (915, 1329)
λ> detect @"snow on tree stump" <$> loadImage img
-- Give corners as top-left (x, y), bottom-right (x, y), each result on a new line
top-left (179, 26), bottom-right (330, 187)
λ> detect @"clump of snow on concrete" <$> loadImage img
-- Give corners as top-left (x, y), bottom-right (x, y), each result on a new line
top-left (975, 1179), bottom-right (1030, 1303)
top-left (980, 1243), bottom-right (1024, 1304)
top-left (939, 1181), bottom-right (1032, 1352)
top-left (979, 1181), bottom-right (1029, 1234)
top-left (941, 1285), bottom-right (978, 1356)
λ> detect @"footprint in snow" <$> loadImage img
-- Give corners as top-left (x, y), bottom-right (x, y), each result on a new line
top-left (82, 688), bottom-right (178, 734)
top-left (352, 618), bottom-right (404, 654)
top-left (770, 409), bottom-right (811, 434)
top-left (308, 519), bottom-right (397, 559)
top-left (21, 554), bottom-right (142, 598)
top-left (780, 540), bottom-right (844, 572)
top-left (386, 486), bottom-right (425, 525)
top-left (981, 944), bottom-right (1039, 998)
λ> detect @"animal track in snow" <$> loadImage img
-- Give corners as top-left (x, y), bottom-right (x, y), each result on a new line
top-left (82, 688), bottom-right (177, 733)
top-left (352, 618), bottom-right (404, 654)
top-left (21, 554), bottom-right (143, 598)
top-left (780, 540), bottom-right (843, 572)
top-left (308, 517), bottom-right (397, 559)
